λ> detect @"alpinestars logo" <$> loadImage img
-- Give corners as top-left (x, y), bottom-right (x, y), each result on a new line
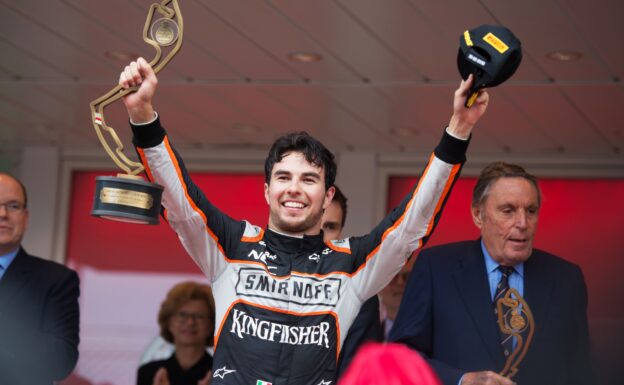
top-left (213, 366), bottom-right (236, 379)
top-left (230, 309), bottom-right (331, 348)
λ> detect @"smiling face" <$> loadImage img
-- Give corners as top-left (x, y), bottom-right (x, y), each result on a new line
top-left (167, 299), bottom-right (212, 349)
top-left (471, 177), bottom-right (539, 266)
top-left (0, 174), bottom-right (29, 255)
top-left (264, 152), bottom-right (335, 236)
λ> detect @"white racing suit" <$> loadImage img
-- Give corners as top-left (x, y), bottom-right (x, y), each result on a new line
top-left (132, 118), bottom-right (468, 385)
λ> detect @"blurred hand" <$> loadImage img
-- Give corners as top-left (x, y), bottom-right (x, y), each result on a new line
top-left (447, 74), bottom-right (489, 139)
top-left (460, 370), bottom-right (515, 385)
top-left (197, 370), bottom-right (212, 385)
top-left (152, 367), bottom-right (170, 385)
top-left (118, 57), bottom-right (158, 124)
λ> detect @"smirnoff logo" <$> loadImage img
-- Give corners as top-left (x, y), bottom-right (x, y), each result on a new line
top-left (236, 268), bottom-right (341, 306)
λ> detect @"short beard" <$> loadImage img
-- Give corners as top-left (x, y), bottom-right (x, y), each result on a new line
top-left (269, 207), bottom-right (324, 235)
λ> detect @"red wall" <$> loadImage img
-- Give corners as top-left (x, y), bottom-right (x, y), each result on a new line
top-left (66, 171), bottom-right (268, 272)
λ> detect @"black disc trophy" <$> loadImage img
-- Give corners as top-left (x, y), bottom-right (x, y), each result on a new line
top-left (90, 0), bottom-right (183, 224)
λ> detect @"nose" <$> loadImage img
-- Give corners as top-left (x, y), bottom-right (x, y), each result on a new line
top-left (285, 178), bottom-right (302, 195)
top-left (515, 210), bottom-right (528, 229)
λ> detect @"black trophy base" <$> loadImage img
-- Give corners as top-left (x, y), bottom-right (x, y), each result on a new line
top-left (92, 175), bottom-right (164, 225)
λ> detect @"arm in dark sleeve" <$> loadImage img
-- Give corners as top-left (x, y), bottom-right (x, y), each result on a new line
top-left (0, 267), bottom-right (80, 382)
top-left (336, 295), bottom-right (383, 377)
top-left (568, 266), bottom-right (595, 385)
top-left (389, 251), bottom-right (464, 385)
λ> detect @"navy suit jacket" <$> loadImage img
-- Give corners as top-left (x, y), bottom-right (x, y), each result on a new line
top-left (0, 248), bottom-right (80, 385)
top-left (390, 240), bottom-right (594, 385)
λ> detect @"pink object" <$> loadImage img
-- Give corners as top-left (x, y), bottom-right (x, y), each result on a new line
top-left (338, 343), bottom-right (441, 385)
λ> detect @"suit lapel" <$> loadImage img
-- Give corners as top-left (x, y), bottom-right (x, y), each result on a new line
top-left (452, 241), bottom-right (506, 369)
top-left (0, 248), bottom-right (34, 308)
top-left (523, 252), bottom-right (554, 343)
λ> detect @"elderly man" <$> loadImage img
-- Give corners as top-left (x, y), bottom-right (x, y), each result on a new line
top-left (390, 162), bottom-right (594, 385)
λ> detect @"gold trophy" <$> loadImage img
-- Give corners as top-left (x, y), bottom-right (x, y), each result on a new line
top-left (496, 288), bottom-right (535, 379)
top-left (90, 0), bottom-right (183, 224)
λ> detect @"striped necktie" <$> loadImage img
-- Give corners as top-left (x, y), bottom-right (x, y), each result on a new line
top-left (493, 265), bottom-right (515, 357)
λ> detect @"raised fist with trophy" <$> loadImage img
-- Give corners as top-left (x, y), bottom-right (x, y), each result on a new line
top-left (90, 0), bottom-right (183, 224)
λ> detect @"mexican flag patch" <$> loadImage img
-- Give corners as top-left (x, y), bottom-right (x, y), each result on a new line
top-left (256, 381), bottom-right (273, 385)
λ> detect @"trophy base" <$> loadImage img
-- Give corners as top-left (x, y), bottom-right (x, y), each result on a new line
top-left (92, 175), bottom-right (164, 225)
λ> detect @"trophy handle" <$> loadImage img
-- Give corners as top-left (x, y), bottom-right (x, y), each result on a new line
top-left (89, 0), bottom-right (184, 176)
top-left (497, 288), bottom-right (535, 379)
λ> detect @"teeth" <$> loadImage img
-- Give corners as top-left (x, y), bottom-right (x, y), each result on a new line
top-left (284, 201), bottom-right (304, 208)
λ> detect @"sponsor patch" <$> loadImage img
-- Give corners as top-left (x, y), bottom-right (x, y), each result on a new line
top-left (213, 366), bottom-right (236, 379)
top-left (236, 268), bottom-right (341, 306)
top-left (483, 32), bottom-right (509, 54)
top-left (231, 309), bottom-right (331, 349)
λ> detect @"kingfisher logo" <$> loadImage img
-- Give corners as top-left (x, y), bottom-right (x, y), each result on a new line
top-left (236, 268), bottom-right (341, 306)
top-left (230, 309), bottom-right (331, 349)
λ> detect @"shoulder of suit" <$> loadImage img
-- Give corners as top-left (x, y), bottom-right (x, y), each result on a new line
top-left (418, 240), bottom-right (477, 258)
top-left (530, 248), bottom-right (581, 271)
top-left (21, 251), bottom-right (77, 276)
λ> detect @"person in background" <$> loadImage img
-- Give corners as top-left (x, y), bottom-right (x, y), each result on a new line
top-left (378, 256), bottom-right (415, 340)
top-left (0, 173), bottom-right (80, 385)
top-left (137, 281), bottom-right (215, 385)
top-left (321, 186), bottom-right (383, 377)
top-left (390, 162), bottom-right (595, 385)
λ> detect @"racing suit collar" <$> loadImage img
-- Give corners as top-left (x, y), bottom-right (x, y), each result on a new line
top-left (265, 228), bottom-right (325, 253)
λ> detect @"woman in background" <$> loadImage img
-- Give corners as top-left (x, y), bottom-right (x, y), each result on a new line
top-left (137, 282), bottom-right (215, 385)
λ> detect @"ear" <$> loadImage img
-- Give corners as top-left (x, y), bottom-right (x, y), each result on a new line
top-left (263, 182), bottom-right (270, 205)
top-left (470, 205), bottom-right (483, 229)
top-left (323, 186), bottom-right (336, 210)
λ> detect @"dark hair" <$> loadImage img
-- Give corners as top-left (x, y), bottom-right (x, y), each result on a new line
top-left (472, 162), bottom-right (541, 208)
top-left (0, 173), bottom-right (28, 208)
top-left (332, 185), bottom-right (348, 228)
top-left (158, 281), bottom-right (216, 346)
top-left (264, 132), bottom-right (336, 190)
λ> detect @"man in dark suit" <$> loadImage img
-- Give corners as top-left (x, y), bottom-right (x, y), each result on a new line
top-left (390, 162), bottom-right (594, 385)
top-left (0, 173), bottom-right (80, 385)
top-left (321, 186), bottom-right (383, 377)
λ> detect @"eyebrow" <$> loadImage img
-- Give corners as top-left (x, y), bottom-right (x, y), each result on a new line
top-left (272, 170), bottom-right (322, 180)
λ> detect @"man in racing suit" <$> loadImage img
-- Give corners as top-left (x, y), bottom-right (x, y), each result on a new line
top-left (119, 57), bottom-right (489, 385)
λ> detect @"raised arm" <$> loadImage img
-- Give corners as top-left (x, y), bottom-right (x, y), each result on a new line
top-left (348, 76), bottom-right (489, 300)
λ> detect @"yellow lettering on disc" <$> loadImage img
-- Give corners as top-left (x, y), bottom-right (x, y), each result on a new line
top-left (100, 187), bottom-right (153, 210)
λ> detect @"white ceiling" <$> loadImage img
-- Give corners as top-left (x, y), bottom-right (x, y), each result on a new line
top-left (1, 0), bottom-right (623, 173)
